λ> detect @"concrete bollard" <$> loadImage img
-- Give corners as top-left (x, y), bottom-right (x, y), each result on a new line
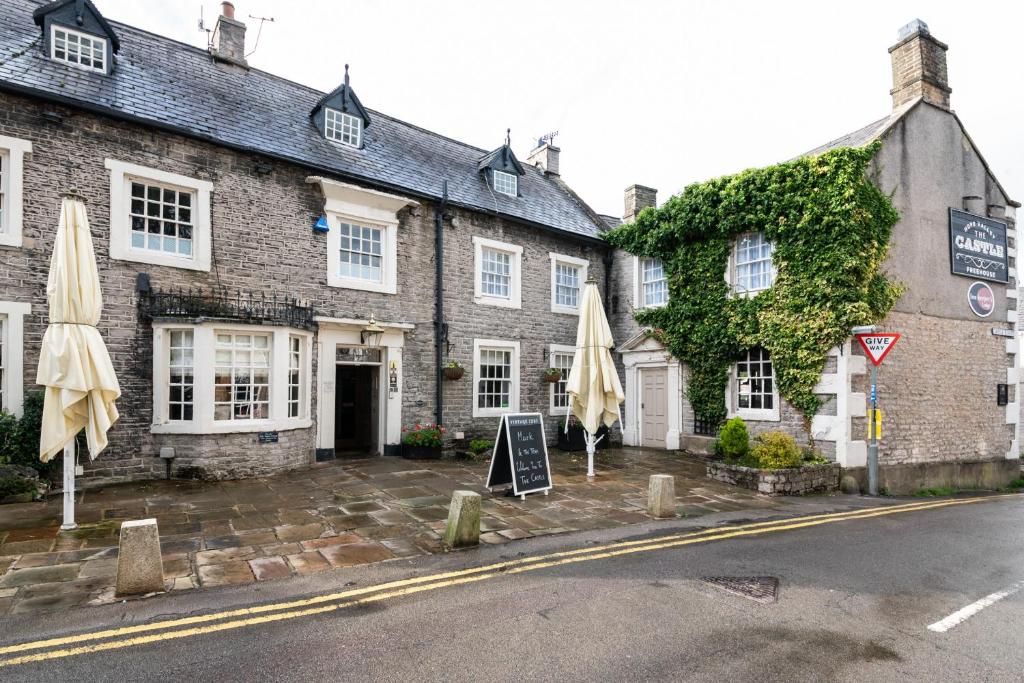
top-left (115, 519), bottom-right (165, 596)
top-left (444, 490), bottom-right (481, 548)
top-left (647, 474), bottom-right (676, 518)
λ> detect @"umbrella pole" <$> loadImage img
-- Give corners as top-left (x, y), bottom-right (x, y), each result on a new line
top-left (585, 432), bottom-right (596, 479)
top-left (60, 440), bottom-right (77, 531)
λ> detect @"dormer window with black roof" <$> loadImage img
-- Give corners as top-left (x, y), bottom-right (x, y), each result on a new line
top-left (33, 0), bottom-right (120, 76)
top-left (311, 65), bottom-right (371, 149)
top-left (479, 131), bottom-right (526, 198)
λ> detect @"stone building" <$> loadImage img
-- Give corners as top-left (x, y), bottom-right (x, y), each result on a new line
top-left (609, 20), bottom-right (1021, 492)
top-left (0, 0), bottom-right (610, 482)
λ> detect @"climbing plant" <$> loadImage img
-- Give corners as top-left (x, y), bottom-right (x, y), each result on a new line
top-left (605, 142), bottom-right (902, 434)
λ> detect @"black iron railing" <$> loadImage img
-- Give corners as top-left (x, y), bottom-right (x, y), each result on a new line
top-left (139, 286), bottom-right (316, 330)
top-left (693, 413), bottom-right (720, 437)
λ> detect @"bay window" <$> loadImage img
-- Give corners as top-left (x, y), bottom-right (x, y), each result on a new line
top-left (152, 323), bottom-right (311, 434)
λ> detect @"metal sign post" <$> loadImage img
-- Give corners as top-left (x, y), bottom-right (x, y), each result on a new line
top-left (855, 332), bottom-right (900, 496)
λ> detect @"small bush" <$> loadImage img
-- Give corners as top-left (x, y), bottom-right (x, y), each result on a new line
top-left (0, 393), bottom-right (58, 480)
top-left (711, 438), bottom-right (725, 459)
top-left (0, 477), bottom-right (36, 499)
top-left (468, 439), bottom-right (493, 458)
top-left (800, 446), bottom-right (829, 465)
top-left (750, 431), bottom-right (802, 469)
top-left (718, 417), bottom-right (749, 461)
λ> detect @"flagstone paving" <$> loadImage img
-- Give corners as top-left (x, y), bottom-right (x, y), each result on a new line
top-left (0, 448), bottom-right (791, 615)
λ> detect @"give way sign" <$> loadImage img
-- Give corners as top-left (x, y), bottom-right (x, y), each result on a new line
top-left (855, 333), bottom-right (900, 366)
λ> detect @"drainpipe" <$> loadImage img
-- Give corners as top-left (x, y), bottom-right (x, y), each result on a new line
top-left (434, 180), bottom-right (449, 427)
top-left (602, 247), bottom-right (614, 316)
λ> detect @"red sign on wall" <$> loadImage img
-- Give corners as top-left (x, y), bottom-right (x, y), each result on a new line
top-left (855, 333), bottom-right (901, 366)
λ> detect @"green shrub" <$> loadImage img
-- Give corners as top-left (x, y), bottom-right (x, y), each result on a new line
top-left (468, 439), bottom-right (493, 457)
top-left (800, 446), bottom-right (829, 464)
top-left (711, 438), bottom-right (725, 459)
top-left (0, 392), bottom-right (57, 479)
top-left (750, 431), bottom-right (802, 469)
top-left (718, 417), bottom-right (749, 461)
top-left (0, 477), bottom-right (36, 499)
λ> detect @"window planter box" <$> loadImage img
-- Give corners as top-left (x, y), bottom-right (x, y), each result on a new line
top-left (401, 444), bottom-right (443, 460)
top-left (706, 461), bottom-right (841, 496)
top-left (557, 424), bottom-right (609, 452)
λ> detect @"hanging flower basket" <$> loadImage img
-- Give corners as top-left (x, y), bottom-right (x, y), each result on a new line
top-left (443, 362), bottom-right (464, 381)
top-left (543, 368), bottom-right (562, 383)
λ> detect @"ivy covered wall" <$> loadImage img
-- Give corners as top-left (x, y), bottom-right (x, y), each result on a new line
top-left (605, 142), bottom-right (902, 432)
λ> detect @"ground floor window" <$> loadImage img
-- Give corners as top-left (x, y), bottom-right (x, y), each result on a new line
top-left (0, 302), bottom-right (29, 417)
top-left (733, 346), bottom-right (778, 420)
top-left (549, 345), bottom-right (575, 414)
top-left (0, 315), bottom-right (6, 413)
top-left (152, 323), bottom-right (311, 434)
top-left (473, 338), bottom-right (520, 417)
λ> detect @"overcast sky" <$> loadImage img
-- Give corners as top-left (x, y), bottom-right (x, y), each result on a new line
top-left (98, 0), bottom-right (1022, 218)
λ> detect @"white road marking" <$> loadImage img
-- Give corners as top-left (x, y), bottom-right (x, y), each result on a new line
top-left (927, 580), bottom-right (1024, 633)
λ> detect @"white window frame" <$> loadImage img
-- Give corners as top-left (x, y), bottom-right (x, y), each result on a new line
top-left (725, 346), bottom-right (780, 422)
top-left (549, 253), bottom-right (588, 315)
top-left (493, 170), bottom-right (517, 197)
top-left (324, 108), bottom-right (362, 148)
top-left (50, 24), bottom-right (107, 74)
top-left (151, 322), bottom-right (313, 434)
top-left (311, 178), bottom-right (416, 295)
top-left (106, 159), bottom-right (213, 272)
top-left (473, 236), bottom-right (522, 309)
top-left (0, 302), bottom-right (30, 417)
top-left (727, 231), bottom-right (776, 297)
top-left (548, 343), bottom-right (575, 416)
top-left (0, 135), bottom-right (32, 248)
top-left (472, 338), bottom-right (521, 418)
top-left (633, 256), bottom-right (668, 309)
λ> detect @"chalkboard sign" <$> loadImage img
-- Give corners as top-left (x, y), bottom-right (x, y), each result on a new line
top-left (485, 413), bottom-right (552, 498)
top-left (257, 431), bottom-right (279, 444)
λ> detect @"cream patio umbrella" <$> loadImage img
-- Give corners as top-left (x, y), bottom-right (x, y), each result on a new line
top-left (37, 193), bottom-right (121, 530)
top-left (565, 279), bottom-right (624, 478)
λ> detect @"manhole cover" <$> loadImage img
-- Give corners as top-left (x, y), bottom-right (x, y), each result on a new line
top-left (702, 576), bottom-right (779, 604)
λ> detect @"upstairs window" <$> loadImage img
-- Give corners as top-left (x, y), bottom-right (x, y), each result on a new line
top-left (325, 108), bottom-right (362, 147)
top-left (640, 257), bottom-right (668, 307)
top-left (51, 26), bottom-right (106, 73)
top-left (481, 248), bottom-right (512, 298)
top-left (130, 181), bottom-right (195, 258)
top-left (493, 170), bottom-right (517, 197)
top-left (473, 237), bottom-right (522, 309)
top-left (338, 222), bottom-right (383, 283)
top-left (0, 135), bottom-right (32, 248)
top-left (733, 232), bottom-right (775, 295)
top-left (550, 254), bottom-right (588, 315)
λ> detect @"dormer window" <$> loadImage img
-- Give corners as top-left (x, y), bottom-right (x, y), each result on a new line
top-left (325, 108), bottom-right (362, 148)
top-left (51, 25), bottom-right (106, 72)
top-left (493, 170), bottom-right (517, 197)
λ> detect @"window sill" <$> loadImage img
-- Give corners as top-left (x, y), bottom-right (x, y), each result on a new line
top-left (0, 232), bottom-right (22, 248)
top-left (112, 247), bottom-right (209, 272)
top-left (549, 406), bottom-right (570, 416)
top-left (733, 408), bottom-right (780, 422)
top-left (151, 417), bottom-right (312, 435)
top-left (637, 301), bottom-right (668, 311)
top-left (474, 295), bottom-right (521, 309)
top-left (472, 407), bottom-right (516, 419)
top-left (550, 304), bottom-right (580, 316)
top-left (327, 275), bottom-right (396, 294)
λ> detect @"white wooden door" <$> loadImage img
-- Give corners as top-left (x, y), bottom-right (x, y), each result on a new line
top-left (641, 367), bottom-right (667, 448)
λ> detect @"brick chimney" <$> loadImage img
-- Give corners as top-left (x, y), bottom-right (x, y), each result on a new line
top-left (526, 141), bottom-right (560, 176)
top-left (212, 1), bottom-right (247, 67)
top-left (623, 184), bottom-right (657, 222)
top-left (889, 19), bottom-right (950, 110)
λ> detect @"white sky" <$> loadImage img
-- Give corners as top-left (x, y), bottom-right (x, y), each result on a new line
top-left (98, 0), bottom-right (1022, 218)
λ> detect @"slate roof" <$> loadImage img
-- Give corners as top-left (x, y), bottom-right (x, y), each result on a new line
top-left (0, 0), bottom-right (606, 241)
top-left (799, 98), bottom-right (918, 158)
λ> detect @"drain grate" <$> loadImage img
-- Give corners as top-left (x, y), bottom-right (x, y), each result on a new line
top-left (702, 576), bottom-right (779, 604)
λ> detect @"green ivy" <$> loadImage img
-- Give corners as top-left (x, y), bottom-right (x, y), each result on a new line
top-left (605, 143), bottom-right (901, 432)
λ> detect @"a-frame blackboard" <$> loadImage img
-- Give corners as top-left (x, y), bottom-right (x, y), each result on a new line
top-left (485, 413), bottom-right (552, 499)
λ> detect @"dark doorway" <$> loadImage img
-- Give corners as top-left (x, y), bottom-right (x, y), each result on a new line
top-left (335, 365), bottom-right (378, 456)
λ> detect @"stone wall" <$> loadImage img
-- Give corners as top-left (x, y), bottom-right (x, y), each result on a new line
top-left (706, 461), bottom-right (842, 496)
top-left (0, 90), bottom-right (607, 482)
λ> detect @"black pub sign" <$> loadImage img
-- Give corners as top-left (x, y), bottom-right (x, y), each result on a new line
top-left (949, 208), bottom-right (1008, 283)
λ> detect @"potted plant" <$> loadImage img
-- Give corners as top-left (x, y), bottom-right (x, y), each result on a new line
top-left (443, 361), bottom-right (464, 381)
top-left (556, 415), bottom-right (609, 452)
top-left (543, 368), bottom-right (562, 383)
top-left (401, 423), bottom-right (445, 459)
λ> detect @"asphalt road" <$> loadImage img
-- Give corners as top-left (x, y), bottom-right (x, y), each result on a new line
top-left (2, 494), bottom-right (1022, 682)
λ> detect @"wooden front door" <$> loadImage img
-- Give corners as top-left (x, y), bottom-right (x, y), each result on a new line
top-left (641, 367), bottom-right (668, 448)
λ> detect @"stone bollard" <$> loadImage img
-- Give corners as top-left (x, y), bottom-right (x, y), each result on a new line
top-left (444, 490), bottom-right (481, 548)
top-left (115, 519), bottom-right (165, 596)
top-left (647, 474), bottom-right (676, 519)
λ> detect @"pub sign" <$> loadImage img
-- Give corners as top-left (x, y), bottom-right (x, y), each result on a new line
top-left (949, 208), bottom-right (1008, 283)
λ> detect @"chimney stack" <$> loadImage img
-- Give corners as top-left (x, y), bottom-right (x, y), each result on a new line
top-left (889, 19), bottom-right (950, 110)
top-left (526, 141), bottom-right (560, 176)
top-left (623, 184), bottom-right (657, 223)
top-left (212, 1), bottom-right (247, 67)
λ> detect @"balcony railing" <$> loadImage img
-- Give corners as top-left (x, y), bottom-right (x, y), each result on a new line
top-left (139, 286), bottom-right (316, 330)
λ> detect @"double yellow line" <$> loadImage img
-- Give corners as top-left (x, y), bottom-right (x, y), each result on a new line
top-left (0, 494), bottom-right (1011, 668)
